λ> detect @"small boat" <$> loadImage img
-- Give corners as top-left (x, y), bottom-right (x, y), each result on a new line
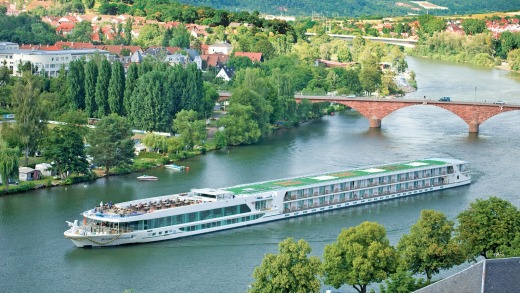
top-left (165, 164), bottom-right (186, 171)
top-left (137, 175), bottom-right (158, 181)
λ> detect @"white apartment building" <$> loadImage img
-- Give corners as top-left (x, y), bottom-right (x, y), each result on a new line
top-left (0, 42), bottom-right (110, 77)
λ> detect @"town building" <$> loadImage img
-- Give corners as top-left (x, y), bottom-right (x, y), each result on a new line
top-left (0, 44), bottom-right (110, 77)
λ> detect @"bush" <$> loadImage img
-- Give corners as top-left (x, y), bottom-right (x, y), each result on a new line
top-left (138, 152), bottom-right (162, 159)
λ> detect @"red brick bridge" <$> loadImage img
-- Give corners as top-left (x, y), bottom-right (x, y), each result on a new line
top-left (295, 96), bottom-right (520, 133)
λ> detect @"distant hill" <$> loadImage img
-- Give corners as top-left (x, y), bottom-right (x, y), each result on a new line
top-left (174, 0), bottom-right (520, 17)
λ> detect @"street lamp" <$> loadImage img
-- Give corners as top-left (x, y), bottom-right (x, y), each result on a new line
top-left (474, 86), bottom-right (477, 103)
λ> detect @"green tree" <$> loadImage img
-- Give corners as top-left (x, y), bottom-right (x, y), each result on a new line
top-left (123, 63), bottom-right (138, 116)
top-left (218, 102), bottom-right (261, 145)
top-left (462, 19), bottom-right (487, 35)
top-left (172, 110), bottom-right (207, 151)
top-left (84, 0), bottom-right (95, 9)
top-left (379, 268), bottom-right (427, 293)
top-left (66, 59), bottom-right (85, 110)
top-left (0, 138), bottom-right (19, 192)
top-left (41, 125), bottom-right (89, 179)
top-left (84, 60), bottom-right (98, 117)
top-left (9, 73), bottom-right (46, 166)
top-left (322, 221), bottom-right (397, 293)
top-left (142, 133), bottom-right (168, 153)
top-left (182, 63), bottom-right (204, 112)
top-left (134, 24), bottom-right (164, 48)
top-left (129, 70), bottom-right (172, 131)
top-left (456, 197), bottom-right (520, 260)
top-left (108, 61), bottom-right (125, 115)
top-left (86, 114), bottom-right (134, 175)
top-left (95, 59), bottom-right (111, 117)
top-left (398, 210), bottom-right (464, 283)
top-left (124, 17), bottom-right (133, 45)
top-left (170, 24), bottom-right (191, 48)
top-left (68, 21), bottom-right (93, 42)
top-left (418, 15), bottom-right (447, 36)
top-left (249, 238), bottom-right (322, 293)
top-left (202, 82), bottom-right (219, 119)
top-left (227, 55), bottom-right (254, 71)
top-left (253, 38), bottom-right (276, 60)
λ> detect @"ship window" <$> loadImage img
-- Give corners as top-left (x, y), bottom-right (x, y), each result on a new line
top-left (255, 201), bottom-right (267, 211)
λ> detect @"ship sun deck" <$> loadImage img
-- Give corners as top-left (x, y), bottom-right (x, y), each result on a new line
top-left (222, 159), bottom-right (464, 195)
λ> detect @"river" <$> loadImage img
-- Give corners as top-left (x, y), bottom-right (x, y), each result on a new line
top-left (1, 56), bottom-right (520, 293)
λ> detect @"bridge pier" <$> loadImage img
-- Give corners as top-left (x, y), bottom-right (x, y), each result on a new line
top-left (469, 121), bottom-right (479, 133)
top-left (369, 118), bottom-right (381, 128)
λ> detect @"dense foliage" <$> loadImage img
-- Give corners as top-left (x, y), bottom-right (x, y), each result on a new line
top-left (322, 221), bottom-right (396, 293)
top-left (250, 238), bottom-right (322, 293)
top-left (174, 0), bottom-right (519, 17)
top-left (411, 31), bottom-right (499, 67)
top-left (252, 198), bottom-right (520, 292)
top-left (0, 13), bottom-right (59, 45)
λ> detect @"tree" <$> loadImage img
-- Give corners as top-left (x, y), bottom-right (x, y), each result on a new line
top-left (462, 19), bottom-right (487, 35)
top-left (84, 60), bottom-right (98, 117)
top-left (249, 238), bottom-right (322, 293)
top-left (418, 15), bottom-right (447, 36)
top-left (68, 21), bottom-right (93, 42)
top-left (227, 55), bottom-right (254, 71)
top-left (134, 24), bottom-right (164, 48)
top-left (9, 73), bottom-right (46, 166)
top-left (202, 82), bottom-right (219, 119)
top-left (123, 17), bottom-right (133, 45)
top-left (359, 65), bottom-right (381, 96)
top-left (123, 63), bottom-right (138, 116)
top-left (456, 197), bottom-right (520, 260)
top-left (142, 133), bottom-right (168, 153)
top-left (253, 38), bottom-right (276, 60)
top-left (397, 210), bottom-right (464, 283)
top-left (322, 221), bottom-right (397, 293)
top-left (172, 110), bottom-right (207, 151)
top-left (66, 59), bottom-right (85, 110)
top-left (0, 138), bottom-right (19, 192)
top-left (108, 61), bottom-right (125, 115)
top-left (379, 268), bottom-right (427, 293)
top-left (86, 114), bottom-right (134, 175)
top-left (129, 70), bottom-right (172, 131)
top-left (218, 103), bottom-right (262, 145)
top-left (95, 59), bottom-right (111, 117)
top-left (41, 125), bottom-right (89, 179)
top-left (170, 24), bottom-right (191, 48)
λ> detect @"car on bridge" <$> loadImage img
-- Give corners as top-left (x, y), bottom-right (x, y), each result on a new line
top-left (439, 97), bottom-right (451, 102)
top-left (493, 100), bottom-right (505, 105)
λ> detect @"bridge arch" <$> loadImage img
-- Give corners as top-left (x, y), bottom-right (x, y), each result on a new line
top-left (295, 97), bottom-right (520, 133)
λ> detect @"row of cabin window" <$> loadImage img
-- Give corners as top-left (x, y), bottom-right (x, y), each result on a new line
top-left (285, 178), bottom-right (445, 201)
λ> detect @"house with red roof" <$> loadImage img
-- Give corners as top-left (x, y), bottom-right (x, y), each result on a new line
top-left (56, 22), bottom-right (76, 36)
top-left (234, 52), bottom-right (263, 63)
top-left (200, 53), bottom-right (229, 69)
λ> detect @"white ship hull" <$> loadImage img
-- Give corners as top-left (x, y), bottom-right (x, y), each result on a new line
top-left (65, 158), bottom-right (471, 247)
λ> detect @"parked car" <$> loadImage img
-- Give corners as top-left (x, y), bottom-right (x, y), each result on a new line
top-left (493, 100), bottom-right (505, 105)
top-left (439, 97), bottom-right (451, 102)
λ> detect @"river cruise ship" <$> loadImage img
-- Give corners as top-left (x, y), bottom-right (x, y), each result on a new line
top-left (64, 158), bottom-right (471, 247)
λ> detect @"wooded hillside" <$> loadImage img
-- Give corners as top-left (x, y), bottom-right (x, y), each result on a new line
top-left (174, 0), bottom-right (520, 17)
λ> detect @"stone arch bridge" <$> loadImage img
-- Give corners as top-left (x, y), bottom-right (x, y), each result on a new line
top-left (295, 96), bottom-right (520, 133)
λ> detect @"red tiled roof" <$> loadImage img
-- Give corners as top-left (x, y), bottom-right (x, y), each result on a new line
top-left (55, 41), bottom-right (96, 49)
top-left (234, 52), bottom-right (263, 62)
top-left (165, 46), bottom-right (182, 54)
top-left (201, 54), bottom-right (229, 67)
